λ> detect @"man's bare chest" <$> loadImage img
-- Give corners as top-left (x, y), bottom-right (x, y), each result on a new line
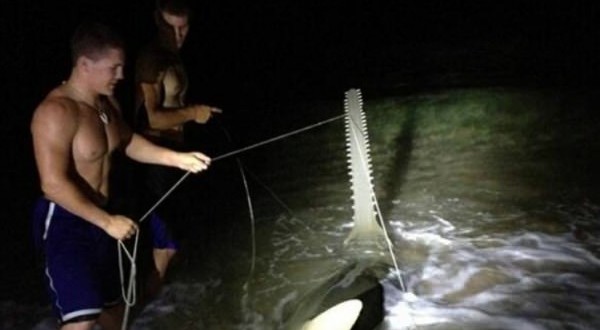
top-left (72, 109), bottom-right (119, 163)
top-left (163, 64), bottom-right (187, 101)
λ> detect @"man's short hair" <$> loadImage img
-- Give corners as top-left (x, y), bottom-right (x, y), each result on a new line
top-left (70, 21), bottom-right (124, 65)
top-left (157, 0), bottom-right (192, 17)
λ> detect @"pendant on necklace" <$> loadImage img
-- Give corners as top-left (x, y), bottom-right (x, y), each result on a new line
top-left (98, 109), bottom-right (109, 125)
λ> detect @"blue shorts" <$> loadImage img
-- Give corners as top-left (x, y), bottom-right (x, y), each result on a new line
top-left (32, 198), bottom-right (122, 324)
top-left (147, 211), bottom-right (180, 250)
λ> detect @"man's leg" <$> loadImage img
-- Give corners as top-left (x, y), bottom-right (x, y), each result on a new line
top-left (143, 213), bottom-right (179, 300)
top-left (150, 247), bottom-right (177, 297)
top-left (145, 248), bottom-right (177, 300)
top-left (97, 303), bottom-right (125, 330)
top-left (41, 203), bottom-right (111, 330)
top-left (60, 320), bottom-right (96, 330)
top-left (144, 247), bottom-right (177, 300)
top-left (141, 159), bottom-right (183, 301)
top-left (154, 247), bottom-right (177, 280)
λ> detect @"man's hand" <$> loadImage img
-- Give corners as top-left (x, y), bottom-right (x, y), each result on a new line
top-left (174, 151), bottom-right (211, 173)
top-left (103, 215), bottom-right (139, 241)
top-left (192, 105), bottom-right (222, 124)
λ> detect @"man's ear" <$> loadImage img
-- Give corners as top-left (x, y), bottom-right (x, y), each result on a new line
top-left (78, 56), bottom-right (93, 73)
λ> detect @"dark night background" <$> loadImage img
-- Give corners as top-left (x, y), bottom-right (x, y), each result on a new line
top-left (1, 0), bottom-right (599, 312)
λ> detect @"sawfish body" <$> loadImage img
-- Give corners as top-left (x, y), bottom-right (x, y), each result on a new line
top-left (284, 89), bottom-right (391, 330)
top-left (284, 261), bottom-right (387, 330)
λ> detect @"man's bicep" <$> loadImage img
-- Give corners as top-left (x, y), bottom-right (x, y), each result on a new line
top-left (136, 51), bottom-right (165, 84)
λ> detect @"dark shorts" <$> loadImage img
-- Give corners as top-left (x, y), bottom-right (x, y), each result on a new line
top-left (32, 198), bottom-right (122, 324)
top-left (147, 211), bottom-right (180, 250)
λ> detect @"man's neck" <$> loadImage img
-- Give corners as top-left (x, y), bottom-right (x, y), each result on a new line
top-left (64, 75), bottom-right (99, 106)
top-left (63, 75), bottom-right (111, 125)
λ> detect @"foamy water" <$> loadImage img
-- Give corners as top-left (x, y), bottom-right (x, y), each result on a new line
top-left (384, 222), bottom-right (600, 329)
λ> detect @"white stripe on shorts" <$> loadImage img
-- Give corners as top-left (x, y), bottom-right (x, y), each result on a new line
top-left (62, 308), bottom-right (103, 323)
top-left (42, 202), bottom-right (55, 241)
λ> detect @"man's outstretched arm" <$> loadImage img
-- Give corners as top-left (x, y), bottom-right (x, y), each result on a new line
top-left (124, 132), bottom-right (211, 173)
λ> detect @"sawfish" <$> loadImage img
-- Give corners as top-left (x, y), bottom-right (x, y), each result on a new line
top-left (286, 89), bottom-right (390, 330)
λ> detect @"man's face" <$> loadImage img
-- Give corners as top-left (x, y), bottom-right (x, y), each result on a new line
top-left (161, 11), bottom-right (190, 49)
top-left (85, 47), bottom-right (125, 95)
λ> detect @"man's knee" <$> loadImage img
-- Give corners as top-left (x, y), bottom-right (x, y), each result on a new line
top-left (60, 316), bottom-right (97, 330)
top-left (153, 248), bottom-right (177, 278)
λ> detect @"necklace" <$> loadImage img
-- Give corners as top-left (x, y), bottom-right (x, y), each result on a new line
top-left (96, 106), bottom-right (110, 125)
top-left (63, 81), bottom-right (110, 125)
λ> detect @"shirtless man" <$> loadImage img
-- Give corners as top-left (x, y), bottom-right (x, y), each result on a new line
top-left (134, 0), bottom-right (221, 298)
top-left (30, 21), bottom-right (210, 330)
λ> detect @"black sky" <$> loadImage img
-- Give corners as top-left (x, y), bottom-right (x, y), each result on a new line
top-left (4, 1), bottom-right (599, 113)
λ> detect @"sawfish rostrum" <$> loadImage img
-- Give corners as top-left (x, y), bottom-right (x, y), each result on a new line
top-left (344, 88), bottom-right (386, 248)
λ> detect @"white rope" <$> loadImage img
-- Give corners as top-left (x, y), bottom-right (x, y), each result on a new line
top-left (117, 114), bottom-right (345, 329)
top-left (221, 127), bottom-right (257, 283)
top-left (241, 165), bottom-right (297, 218)
top-left (213, 114), bottom-right (345, 162)
top-left (237, 159), bottom-right (257, 283)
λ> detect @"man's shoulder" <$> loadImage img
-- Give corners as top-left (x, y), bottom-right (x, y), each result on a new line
top-left (33, 91), bottom-right (79, 121)
top-left (135, 43), bottom-right (175, 83)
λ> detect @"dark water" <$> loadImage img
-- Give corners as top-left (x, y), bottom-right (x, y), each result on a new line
top-left (122, 87), bottom-right (600, 329)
